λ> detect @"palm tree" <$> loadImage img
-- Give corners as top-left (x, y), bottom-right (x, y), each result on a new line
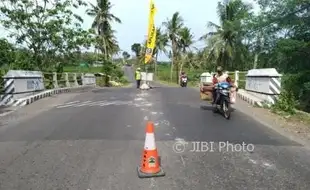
top-left (162, 12), bottom-right (184, 83)
top-left (86, 0), bottom-right (121, 59)
top-left (138, 40), bottom-right (147, 65)
top-left (177, 27), bottom-right (194, 77)
top-left (200, 0), bottom-right (251, 70)
top-left (153, 27), bottom-right (168, 77)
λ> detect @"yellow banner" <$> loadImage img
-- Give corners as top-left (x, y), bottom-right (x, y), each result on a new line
top-left (147, 0), bottom-right (156, 38)
top-left (144, 0), bottom-right (157, 64)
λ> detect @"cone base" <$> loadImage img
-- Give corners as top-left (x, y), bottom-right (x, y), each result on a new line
top-left (137, 166), bottom-right (165, 178)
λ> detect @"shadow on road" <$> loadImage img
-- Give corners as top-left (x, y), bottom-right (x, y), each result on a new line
top-left (200, 105), bottom-right (236, 112)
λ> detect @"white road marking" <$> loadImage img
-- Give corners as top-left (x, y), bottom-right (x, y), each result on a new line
top-left (99, 102), bottom-right (114, 106)
top-left (134, 97), bottom-right (144, 101)
top-left (63, 100), bottom-right (80, 105)
top-left (85, 101), bottom-right (107, 106)
top-left (56, 101), bottom-right (91, 108)
top-left (73, 101), bottom-right (92, 107)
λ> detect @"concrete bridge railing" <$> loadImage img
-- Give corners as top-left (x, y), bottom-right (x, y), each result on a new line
top-left (201, 69), bottom-right (282, 107)
top-left (0, 70), bottom-right (96, 107)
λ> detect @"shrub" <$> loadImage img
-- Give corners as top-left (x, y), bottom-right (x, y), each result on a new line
top-left (119, 76), bottom-right (129, 84)
top-left (281, 72), bottom-right (310, 112)
top-left (272, 89), bottom-right (297, 114)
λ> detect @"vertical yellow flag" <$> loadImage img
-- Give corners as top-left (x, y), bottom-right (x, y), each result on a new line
top-left (144, 0), bottom-right (157, 64)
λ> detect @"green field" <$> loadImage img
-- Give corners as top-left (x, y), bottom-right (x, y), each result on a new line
top-left (155, 64), bottom-right (246, 88)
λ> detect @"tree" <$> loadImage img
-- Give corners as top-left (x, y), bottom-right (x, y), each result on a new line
top-left (131, 43), bottom-right (142, 57)
top-left (0, 39), bottom-right (15, 68)
top-left (177, 27), bottom-right (194, 76)
top-left (153, 27), bottom-right (168, 76)
top-left (86, 0), bottom-right (122, 86)
top-left (201, 0), bottom-right (252, 70)
top-left (249, 0), bottom-right (310, 111)
top-left (86, 0), bottom-right (121, 60)
top-left (0, 0), bottom-right (94, 71)
top-left (162, 12), bottom-right (184, 83)
top-left (122, 51), bottom-right (130, 60)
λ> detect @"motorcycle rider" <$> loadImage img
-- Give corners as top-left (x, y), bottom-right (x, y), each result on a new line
top-left (179, 71), bottom-right (188, 86)
top-left (180, 71), bottom-right (187, 81)
top-left (212, 66), bottom-right (233, 105)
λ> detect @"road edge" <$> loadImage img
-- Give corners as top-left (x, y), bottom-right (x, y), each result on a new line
top-left (0, 86), bottom-right (95, 118)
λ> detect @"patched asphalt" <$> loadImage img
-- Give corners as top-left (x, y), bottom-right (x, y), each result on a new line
top-left (0, 68), bottom-right (309, 189)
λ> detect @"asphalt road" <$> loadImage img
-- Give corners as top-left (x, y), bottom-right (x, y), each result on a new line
top-left (0, 67), bottom-right (310, 189)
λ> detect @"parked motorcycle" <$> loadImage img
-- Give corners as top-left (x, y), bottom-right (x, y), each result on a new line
top-left (180, 77), bottom-right (188, 87)
top-left (213, 82), bottom-right (232, 119)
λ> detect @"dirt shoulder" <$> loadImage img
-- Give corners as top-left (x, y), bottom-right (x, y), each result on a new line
top-left (233, 96), bottom-right (310, 147)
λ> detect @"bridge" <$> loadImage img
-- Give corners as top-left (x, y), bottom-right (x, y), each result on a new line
top-left (0, 66), bottom-right (309, 189)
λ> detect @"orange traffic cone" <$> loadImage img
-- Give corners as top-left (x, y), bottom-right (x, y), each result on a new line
top-left (137, 121), bottom-right (165, 178)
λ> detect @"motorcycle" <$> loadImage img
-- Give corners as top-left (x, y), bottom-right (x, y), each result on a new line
top-left (212, 82), bottom-right (232, 119)
top-left (180, 77), bottom-right (188, 87)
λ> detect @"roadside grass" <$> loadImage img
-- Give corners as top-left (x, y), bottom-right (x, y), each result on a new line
top-left (272, 109), bottom-right (310, 126)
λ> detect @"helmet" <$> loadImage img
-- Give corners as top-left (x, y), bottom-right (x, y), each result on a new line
top-left (137, 67), bottom-right (141, 71)
top-left (181, 71), bottom-right (185, 74)
top-left (216, 66), bottom-right (223, 72)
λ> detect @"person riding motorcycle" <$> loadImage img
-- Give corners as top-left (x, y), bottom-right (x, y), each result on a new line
top-left (180, 71), bottom-right (187, 79)
top-left (212, 66), bottom-right (233, 105)
top-left (180, 71), bottom-right (188, 85)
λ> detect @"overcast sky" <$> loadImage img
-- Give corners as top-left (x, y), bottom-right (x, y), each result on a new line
top-left (0, 0), bottom-right (259, 61)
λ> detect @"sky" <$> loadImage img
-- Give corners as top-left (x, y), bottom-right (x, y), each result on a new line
top-left (0, 0), bottom-right (259, 61)
top-left (79, 0), bottom-right (259, 61)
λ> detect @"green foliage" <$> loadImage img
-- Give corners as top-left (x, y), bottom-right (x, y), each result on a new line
top-left (86, 0), bottom-right (121, 59)
top-left (0, 0), bottom-right (94, 70)
top-left (96, 77), bottom-right (106, 87)
top-left (272, 90), bottom-right (297, 115)
top-left (112, 67), bottom-right (124, 79)
top-left (122, 51), bottom-right (130, 60)
top-left (131, 43), bottom-right (142, 57)
top-left (118, 76), bottom-right (129, 84)
top-left (282, 72), bottom-right (310, 112)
